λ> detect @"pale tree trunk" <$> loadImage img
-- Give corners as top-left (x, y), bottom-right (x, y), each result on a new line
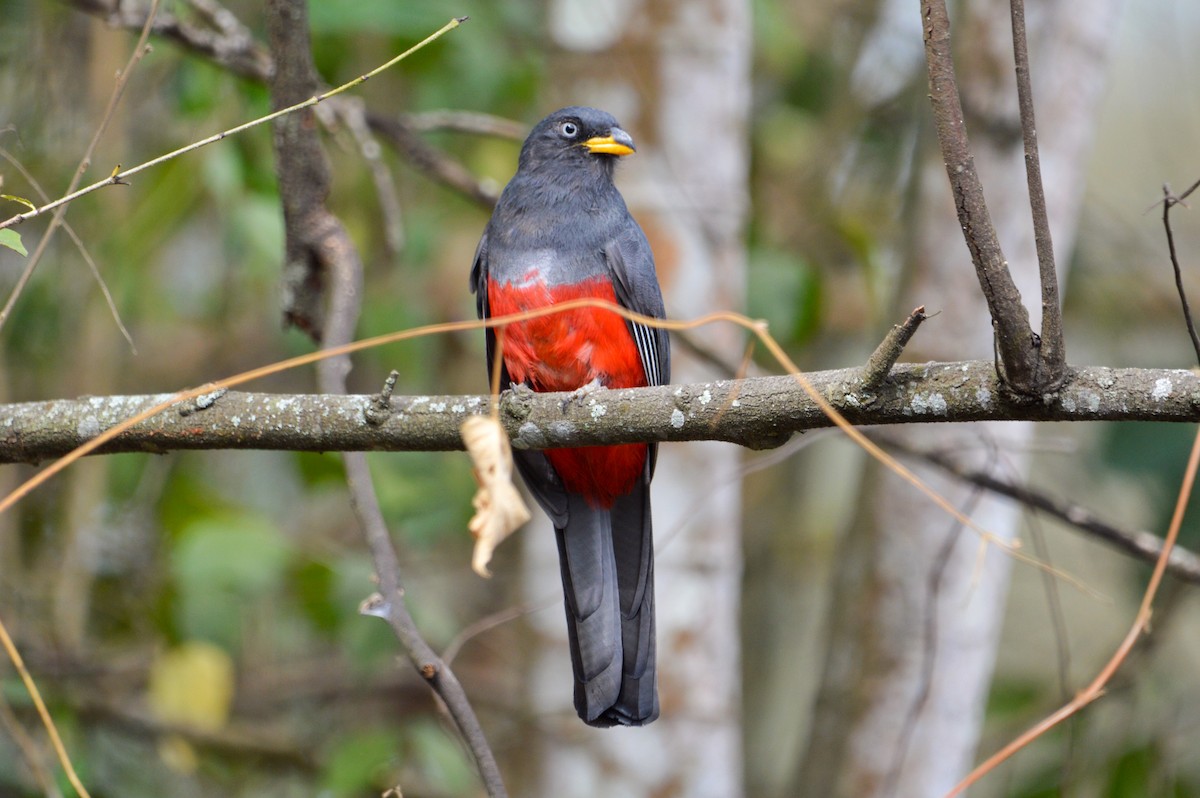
top-left (514, 0), bottom-right (751, 795)
top-left (797, 1), bottom-right (1123, 796)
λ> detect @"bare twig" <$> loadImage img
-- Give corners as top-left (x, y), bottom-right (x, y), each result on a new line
top-left (1162, 178), bottom-right (1200, 366)
top-left (366, 112), bottom-right (501, 208)
top-left (1010, 0), bottom-right (1066, 388)
top-left (0, 147), bottom-right (135, 352)
top-left (889, 439), bottom-right (1200, 584)
top-left (0, 688), bottom-right (61, 798)
top-left (401, 109), bottom-right (527, 140)
top-left (0, 0), bottom-right (159, 334)
top-left (947, 426), bottom-right (1200, 796)
top-left (0, 17), bottom-right (466, 232)
top-left (336, 99), bottom-right (406, 258)
top-left (860, 305), bottom-right (928, 391)
top-left (67, 0), bottom-right (506, 208)
top-left (921, 0), bottom-right (1039, 392)
top-left (70, 0), bottom-right (272, 81)
top-left (0, 614), bottom-right (92, 798)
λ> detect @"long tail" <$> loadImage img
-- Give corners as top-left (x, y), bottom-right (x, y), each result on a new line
top-left (555, 487), bottom-right (658, 727)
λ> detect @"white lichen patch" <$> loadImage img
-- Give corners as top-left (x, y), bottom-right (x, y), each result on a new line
top-left (699, 389), bottom-right (712, 406)
top-left (843, 393), bottom-right (862, 408)
top-left (231, 416), bottom-right (242, 428)
top-left (975, 387), bottom-right (992, 408)
top-left (430, 402), bottom-right (447, 413)
top-left (731, 399), bottom-right (741, 408)
top-left (910, 392), bottom-right (947, 415)
top-left (1153, 378), bottom-right (1173, 401)
top-left (670, 408), bottom-right (686, 428)
top-left (77, 416), bottom-right (101, 438)
top-left (589, 402), bottom-right (607, 419)
top-left (452, 403), bottom-right (466, 413)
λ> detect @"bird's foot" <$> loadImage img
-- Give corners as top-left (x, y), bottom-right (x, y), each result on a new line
top-left (560, 378), bottom-right (605, 411)
top-left (504, 381), bottom-right (536, 398)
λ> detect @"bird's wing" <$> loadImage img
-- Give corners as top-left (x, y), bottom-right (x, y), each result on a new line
top-left (606, 220), bottom-right (671, 390)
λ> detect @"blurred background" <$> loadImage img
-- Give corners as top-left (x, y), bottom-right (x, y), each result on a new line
top-left (2, 0), bottom-right (1200, 796)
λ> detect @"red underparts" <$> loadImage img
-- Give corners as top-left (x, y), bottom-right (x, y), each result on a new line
top-left (488, 275), bottom-right (648, 508)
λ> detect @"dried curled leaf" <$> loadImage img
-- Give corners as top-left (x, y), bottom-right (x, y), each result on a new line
top-left (461, 415), bottom-right (530, 577)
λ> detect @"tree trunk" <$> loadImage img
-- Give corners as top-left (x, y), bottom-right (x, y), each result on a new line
top-left (796, 1), bottom-right (1124, 795)
top-left (513, 1), bottom-right (751, 795)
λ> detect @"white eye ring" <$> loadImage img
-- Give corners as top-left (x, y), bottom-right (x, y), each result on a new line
top-left (560, 121), bottom-right (579, 138)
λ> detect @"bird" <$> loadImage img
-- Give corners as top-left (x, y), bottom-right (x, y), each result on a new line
top-left (469, 107), bottom-right (670, 727)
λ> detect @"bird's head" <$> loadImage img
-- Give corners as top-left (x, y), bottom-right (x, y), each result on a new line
top-left (517, 106), bottom-right (636, 176)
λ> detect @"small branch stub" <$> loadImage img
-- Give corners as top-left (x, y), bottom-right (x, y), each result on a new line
top-left (861, 306), bottom-right (928, 391)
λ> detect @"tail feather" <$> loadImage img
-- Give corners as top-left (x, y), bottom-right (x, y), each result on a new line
top-left (556, 486), bottom-right (658, 728)
top-left (607, 478), bottom-right (658, 725)
top-left (556, 496), bottom-right (623, 724)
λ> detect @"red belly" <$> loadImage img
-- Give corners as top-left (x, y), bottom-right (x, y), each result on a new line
top-left (488, 275), bottom-right (649, 507)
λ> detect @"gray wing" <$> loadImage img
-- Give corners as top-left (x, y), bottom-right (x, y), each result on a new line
top-left (606, 219), bottom-right (670, 390)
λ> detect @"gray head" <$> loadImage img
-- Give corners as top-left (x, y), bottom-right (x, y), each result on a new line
top-left (517, 106), bottom-right (637, 177)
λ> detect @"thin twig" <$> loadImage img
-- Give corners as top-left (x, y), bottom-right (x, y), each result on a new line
top-left (75, 0), bottom-right (272, 81)
top-left (336, 99), bottom-right (406, 258)
top-left (888, 438), bottom-right (1200, 584)
top-left (0, 147), bottom-right (135, 352)
top-left (1162, 178), bottom-right (1200, 366)
top-left (0, 687), bottom-right (61, 798)
top-left (0, 614), bottom-right (92, 798)
top-left (946, 426), bottom-right (1200, 796)
top-left (401, 109), bottom-right (527, 140)
top-left (0, 16), bottom-right (467, 232)
top-left (921, 0), bottom-right (1039, 392)
top-left (366, 112), bottom-right (500, 208)
top-left (69, 1), bottom-right (505, 209)
top-left (1010, 0), bottom-right (1066, 387)
top-left (0, 0), bottom-right (159, 334)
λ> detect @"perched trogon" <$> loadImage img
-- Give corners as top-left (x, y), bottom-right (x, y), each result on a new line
top-left (469, 107), bottom-right (670, 727)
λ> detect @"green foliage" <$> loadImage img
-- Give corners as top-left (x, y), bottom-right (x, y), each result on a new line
top-left (0, 225), bottom-right (29, 256)
top-left (170, 514), bottom-right (293, 648)
top-left (1101, 422), bottom-right (1200, 548)
top-left (322, 727), bottom-right (406, 796)
top-left (748, 246), bottom-right (821, 346)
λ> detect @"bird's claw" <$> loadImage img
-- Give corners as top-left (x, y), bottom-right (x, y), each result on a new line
top-left (560, 378), bottom-right (604, 411)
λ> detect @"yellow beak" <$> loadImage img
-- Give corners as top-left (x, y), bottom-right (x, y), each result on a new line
top-left (583, 127), bottom-right (636, 156)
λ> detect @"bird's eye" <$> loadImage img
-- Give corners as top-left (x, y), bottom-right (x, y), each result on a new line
top-left (559, 121), bottom-right (579, 139)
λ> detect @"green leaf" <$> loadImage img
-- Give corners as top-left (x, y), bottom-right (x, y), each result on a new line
top-left (1, 194), bottom-right (35, 212)
top-left (0, 228), bottom-right (26, 256)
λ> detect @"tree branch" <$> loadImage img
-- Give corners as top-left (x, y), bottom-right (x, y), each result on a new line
top-left (1010, 0), bottom-right (1067, 387)
top-left (5, 363), bottom-right (1200, 464)
top-left (263, 3), bottom-right (504, 795)
top-left (882, 437), bottom-right (1200, 584)
top-left (921, 0), bottom-right (1041, 392)
top-left (63, 0), bottom-right (502, 209)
